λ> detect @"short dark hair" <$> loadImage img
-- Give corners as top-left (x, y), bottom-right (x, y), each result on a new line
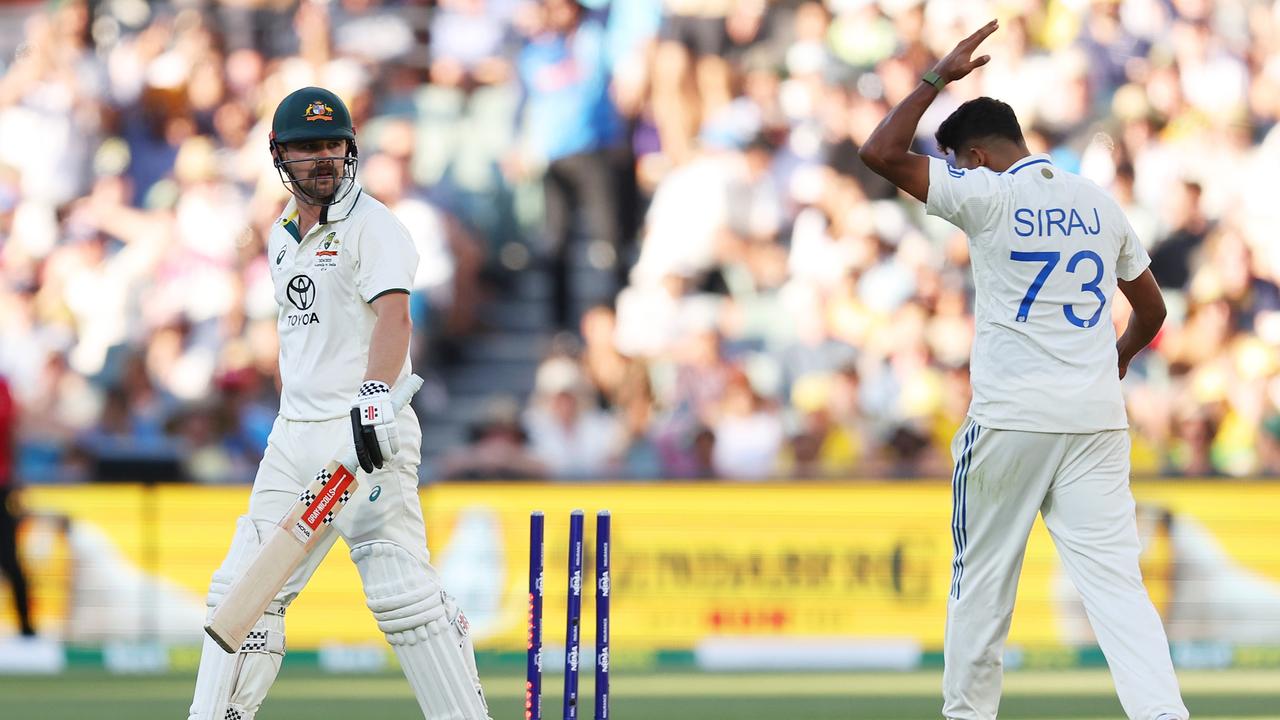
top-left (935, 97), bottom-right (1026, 155)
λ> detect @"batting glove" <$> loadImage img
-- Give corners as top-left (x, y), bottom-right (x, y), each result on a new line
top-left (350, 380), bottom-right (399, 473)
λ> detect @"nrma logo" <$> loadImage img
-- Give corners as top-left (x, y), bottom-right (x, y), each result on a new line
top-left (598, 570), bottom-right (610, 597)
top-left (567, 647), bottom-right (579, 672)
top-left (570, 570), bottom-right (582, 594)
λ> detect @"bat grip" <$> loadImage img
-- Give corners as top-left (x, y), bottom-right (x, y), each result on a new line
top-left (339, 373), bottom-right (423, 470)
top-left (389, 373), bottom-right (425, 411)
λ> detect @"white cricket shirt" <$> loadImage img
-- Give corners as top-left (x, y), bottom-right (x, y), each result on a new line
top-left (926, 154), bottom-right (1150, 433)
top-left (267, 182), bottom-right (419, 421)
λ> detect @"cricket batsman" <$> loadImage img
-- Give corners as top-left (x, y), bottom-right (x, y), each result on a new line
top-left (188, 87), bottom-right (491, 720)
top-left (858, 21), bottom-right (1187, 720)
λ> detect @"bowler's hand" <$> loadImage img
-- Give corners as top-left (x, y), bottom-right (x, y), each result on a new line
top-left (932, 20), bottom-right (998, 84)
top-left (350, 380), bottom-right (400, 473)
top-left (1117, 341), bottom-right (1133, 380)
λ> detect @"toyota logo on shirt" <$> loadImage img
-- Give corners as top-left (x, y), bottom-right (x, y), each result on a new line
top-left (287, 274), bottom-right (315, 310)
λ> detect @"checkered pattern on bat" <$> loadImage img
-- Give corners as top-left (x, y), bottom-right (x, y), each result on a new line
top-left (298, 467), bottom-right (340, 505)
top-left (319, 489), bottom-right (354, 525)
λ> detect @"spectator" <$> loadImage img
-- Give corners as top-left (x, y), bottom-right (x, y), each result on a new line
top-left (360, 150), bottom-right (485, 337)
top-left (1148, 180), bottom-right (1209, 290)
top-left (167, 399), bottom-right (247, 484)
top-left (650, 0), bottom-right (763, 163)
top-left (524, 356), bottom-right (620, 477)
top-left (439, 396), bottom-right (549, 480)
top-left (1075, 0), bottom-right (1149, 107)
top-left (776, 373), bottom-right (861, 478)
top-left (511, 0), bottom-right (634, 330)
top-left (688, 425), bottom-right (717, 479)
top-left (417, 0), bottom-right (520, 248)
top-left (710, 370), bottom-right (783, 479)
top-left (609, 363), bottom-right (665, 478)
top-left (0, 374), bottom-right (34, 637)
top-left (579, 304), bottom-right (630, 405)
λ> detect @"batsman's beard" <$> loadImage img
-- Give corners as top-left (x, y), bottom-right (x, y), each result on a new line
top-left (275, 152), bottom-right (358, 207)
top-left (300, 170), bottom-right (338, 203)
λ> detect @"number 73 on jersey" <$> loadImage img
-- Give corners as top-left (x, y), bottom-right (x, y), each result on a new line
top-left (1011, 250), bottom-right (1107, 328)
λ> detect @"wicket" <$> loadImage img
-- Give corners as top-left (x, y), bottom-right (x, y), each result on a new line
top-left (526, 509), bottom-right (611, 720)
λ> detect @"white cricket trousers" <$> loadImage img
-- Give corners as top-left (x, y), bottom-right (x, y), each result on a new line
top-left (942, 418), bottom-right (1188, 720)
top-left (249, 406), bottom-right (430, 598)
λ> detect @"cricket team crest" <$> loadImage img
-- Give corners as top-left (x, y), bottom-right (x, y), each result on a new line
top-left (305, 101), bottom-right (334, 122)
top-left (314, 231), bottom-right (340, 271)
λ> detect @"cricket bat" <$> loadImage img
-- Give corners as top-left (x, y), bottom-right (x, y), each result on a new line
top-left (204, 373), bottom-right (424, 653)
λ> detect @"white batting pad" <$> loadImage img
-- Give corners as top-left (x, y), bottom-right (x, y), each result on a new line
top-left (351, 541), bottom-right (491, 720)
top-left (189, 517), bottom-right (288, 720)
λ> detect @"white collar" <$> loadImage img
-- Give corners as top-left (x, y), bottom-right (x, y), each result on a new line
top-left (320, 179), bottom-right (363, 224)
top-left (279, 180), bottom-right (364, 234)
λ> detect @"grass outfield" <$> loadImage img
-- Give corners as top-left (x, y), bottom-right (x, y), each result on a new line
top-left (4, 668), bottom-right (1278, 719)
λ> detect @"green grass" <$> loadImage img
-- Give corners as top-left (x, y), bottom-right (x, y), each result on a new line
top-left (4, 668), bottom-right (1278, 719)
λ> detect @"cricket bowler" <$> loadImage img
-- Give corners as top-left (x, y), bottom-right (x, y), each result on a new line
top-left (188, 87), bottom-right (491, 720)
top-left (858, 20), bottom-right (1189, 720)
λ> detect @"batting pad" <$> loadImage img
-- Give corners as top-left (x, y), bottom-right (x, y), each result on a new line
top-left (351, 541), bottom-right (491, 720)
top-left (189, 517), bottom-right (288, 720)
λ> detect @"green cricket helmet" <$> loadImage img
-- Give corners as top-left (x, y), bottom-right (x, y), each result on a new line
top-left (269, 86), bottom-right (358, 207)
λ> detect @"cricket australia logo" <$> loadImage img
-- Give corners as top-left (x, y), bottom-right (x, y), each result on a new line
top-left (305, 101), bottom-right (334, 122)
top-left (315, 231), bottom-right (339, 271)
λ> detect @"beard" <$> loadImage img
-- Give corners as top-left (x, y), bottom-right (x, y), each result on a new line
top-left (302, 170), bottom-right (338, 200)
top-left (293, 165), bottom-right (341, 203)
top-left (274, 150), bottom-right (358, 208)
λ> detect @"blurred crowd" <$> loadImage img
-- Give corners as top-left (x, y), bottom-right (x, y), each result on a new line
top-left (0, 0), bottom-right (485, 483)
top-left (5, 0), bottom-right (1280, 483)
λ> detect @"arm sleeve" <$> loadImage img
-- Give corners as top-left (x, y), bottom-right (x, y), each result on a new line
top-left (925, 156), bottom-right (1003, 236)
top-left (1115, 209), bottom-right (1151, 282)
top-left (352, 209), bottom-right (420, 303)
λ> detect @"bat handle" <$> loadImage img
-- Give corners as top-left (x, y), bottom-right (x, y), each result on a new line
top-left (340, 373), bottom-right (424, 471)
top-left (389, 373), bottom-right (425, 412)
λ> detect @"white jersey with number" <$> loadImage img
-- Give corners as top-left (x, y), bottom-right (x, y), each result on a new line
top-left (267, 182), bottom-right (419, 421)
top-left (926, 153), bottom-right (1150, 433)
